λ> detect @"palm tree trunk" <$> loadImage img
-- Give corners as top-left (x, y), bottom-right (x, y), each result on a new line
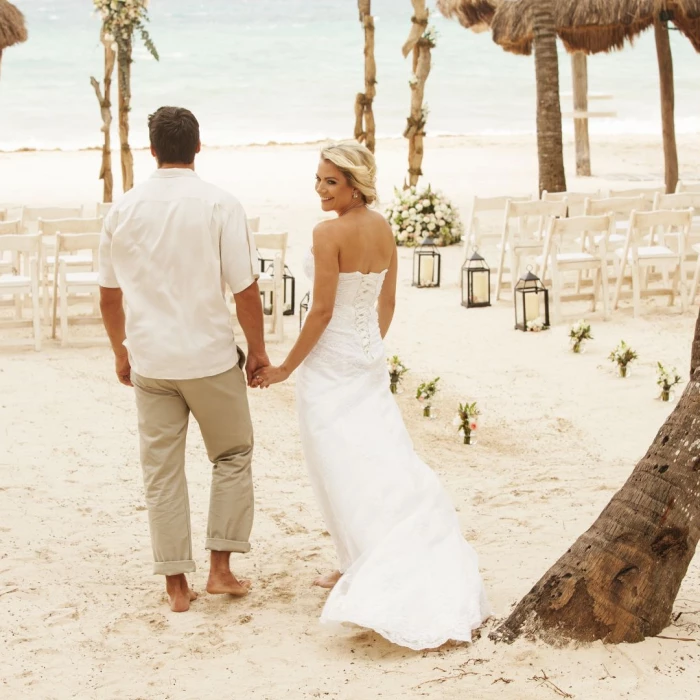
top-left (492, 307), bottom-right (700, 644)
top-left (354, 0), bottom-right (377, 153)
top-left (117, 39), bottom-right (134, 193)
top-left (533, 1), bottom-right (566, 194)
top-left (654, 16), bottom-right (679, 194)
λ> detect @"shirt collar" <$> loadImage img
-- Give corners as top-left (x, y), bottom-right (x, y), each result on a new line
top-left (150, 168), bottom-right (199, 179)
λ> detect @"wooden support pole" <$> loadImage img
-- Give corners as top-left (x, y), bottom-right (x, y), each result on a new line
top-left (654, 17), bottom-right (679, 194)
top-left (571, 52), bottom-right (591, 177)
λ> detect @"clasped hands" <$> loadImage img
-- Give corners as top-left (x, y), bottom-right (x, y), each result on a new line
top-left (246, 351), bottom-right (289, 389)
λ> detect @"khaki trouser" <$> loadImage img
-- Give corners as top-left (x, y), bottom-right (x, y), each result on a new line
top-left (131, 360), bottom-right (254, 576)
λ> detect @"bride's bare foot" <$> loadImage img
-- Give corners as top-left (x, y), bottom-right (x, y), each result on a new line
top-left (165, 574), bottom-right (197, 613)
top-left (313, 570), bottom-right (342, 589)
top-left (206, 550), bottom-right (251, 597)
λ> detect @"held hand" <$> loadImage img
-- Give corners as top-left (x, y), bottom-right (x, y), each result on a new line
top-left (252, 365), bottom-right (290, 389)
top-left (246, 350), bottom-right (271, 387)
top-left (115, 351), bottom-right (132, 387)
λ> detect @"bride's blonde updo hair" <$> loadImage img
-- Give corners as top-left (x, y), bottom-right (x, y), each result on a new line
top-left (320, 140), bottom-right (378, 206)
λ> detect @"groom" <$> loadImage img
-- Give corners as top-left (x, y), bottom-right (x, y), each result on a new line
top-left (98, 106), bottom-right (268, 612)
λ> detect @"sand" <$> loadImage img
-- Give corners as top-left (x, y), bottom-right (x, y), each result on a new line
top-left (1, 133), bottom-right (700, 699)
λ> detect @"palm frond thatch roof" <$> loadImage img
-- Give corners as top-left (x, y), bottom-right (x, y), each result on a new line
top-left (436, 0), bottom-right (497, 32)
top-left (439, 1), bottom-right (700, 55)
top-left (0, 0), bottom-right (27, 51)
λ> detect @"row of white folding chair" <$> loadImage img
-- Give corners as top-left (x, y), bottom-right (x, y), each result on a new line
top-left (0, 234), bottom-right (42, 350)
top-left (537, 208), bottom-right (694, 321)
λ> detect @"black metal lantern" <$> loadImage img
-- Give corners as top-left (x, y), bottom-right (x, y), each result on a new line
top-left (299, 291), bottom-right (310, 330)
top-left (514, 269), bottom-right (550, 332)
top-left (461, 249), bottom-right (491, 308)
top-left (412, 236), bottom-right (441, 288)
top-left (259, 257), bottom-right (296, 316)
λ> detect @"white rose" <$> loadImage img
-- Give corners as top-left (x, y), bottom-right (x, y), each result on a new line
top-left (416, 203), bottom-right (423, 212)
top-left (408, 207), bottom-right (416, 216)
top-left (439, 219), bottom-right (446, 226)
top-left (428, 222), bottom-right (436, 231)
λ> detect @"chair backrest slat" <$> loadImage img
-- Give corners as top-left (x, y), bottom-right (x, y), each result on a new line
top-left (39, 217), bottom-right (103, 236)
top-left (653, 192), bottom-right (700, 211)
top-left (0, 219), bottom-right (22, 235)
top-left (254, 232), bottom-right (288, 253)
top-left (55, 232), bottom-right (101, 254)
top-left (0, 233), bottom-right (42, 254)
top-left (608, 186), bottom-right (664, 201)
top-left (676, 181), bottom-right (700, 194)
top-left (472, 195), bottom-right (531, 212)
top-left (584, 195), bottom-right (650, 218)
top-left (21, 206), bottom-right (84, 228)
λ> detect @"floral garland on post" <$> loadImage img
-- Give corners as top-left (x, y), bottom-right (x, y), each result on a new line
top-left (93, 0), bottom-right (158, 192)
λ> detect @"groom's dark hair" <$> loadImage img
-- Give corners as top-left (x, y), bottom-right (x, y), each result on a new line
top-left (148, 106), bottom-right (200, 165)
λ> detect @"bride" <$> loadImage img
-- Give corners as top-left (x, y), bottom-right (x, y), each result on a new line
top-left (252, 141), bottom-right (491, 650)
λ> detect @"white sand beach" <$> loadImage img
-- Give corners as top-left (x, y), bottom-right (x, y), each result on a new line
top-left (2, 134), bottom-right (700, 699)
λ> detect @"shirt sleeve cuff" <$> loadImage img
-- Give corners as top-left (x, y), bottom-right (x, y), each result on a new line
top-left (228, 274), bottom-right (259, 295)
top-left (98, 274), bottom-right (120, 288)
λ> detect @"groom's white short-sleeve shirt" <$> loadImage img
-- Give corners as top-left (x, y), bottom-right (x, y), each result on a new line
top-left (98, 168), bottom-right (259, 380)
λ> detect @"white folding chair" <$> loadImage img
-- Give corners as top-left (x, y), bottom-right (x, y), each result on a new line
top-left (675, 181), bottom-right (700, 194)
top-left (38, 218), bottom-right (103, 323)
top-left (19, 206), bottom-right (84, 233)
top-left (537, 214), bottom-right (614, 323)
top-left (254, 232), bottom-right (288, 342)
top-left (96, 202), bottom-right (113, 217)
top-left (52, 233), bottom-right (102, 345)
top-left (613, 209), bottom-right (693, 317)
top-left (542, 190), bottom-right (602, 217)
top-left (495, 199), bottom-right (568, 300)
top-left (464, 194), bottom-right (532, 249)
top-left (608, 186), bottom-right (665, 202)
top-left (0, 220), bottom-right (22, 275)
top-left (0, 233), bottom-right (42, 350)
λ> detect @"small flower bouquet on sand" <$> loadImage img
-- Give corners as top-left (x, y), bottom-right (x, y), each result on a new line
top-left (453, 401), bottom-right (480, 445)
top-left (569, 320), bottom-right (592, 353)
top-left (609, 341), bottom-right (638, 378)
top-left (656, 362), bottom-right (682, 402)
top-left (416, 377), bottom-right (440, 418)
top-left (387, 355), bottom-right (409, 394)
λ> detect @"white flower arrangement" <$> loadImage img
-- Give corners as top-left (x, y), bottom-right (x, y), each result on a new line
top-left (569, 319), bottom-right (593, 353)
top-left (422, 25), bottom-right (438, 47)
top-left (656, 362), bottom-right (682, 401)
top-left (93, 0), bottom-right (158, 57)
top-left (609, 340), bottom-right (638, 378)
top-left (384, 185), bottom-right (463, 247)
top-left (526, 316), bottom-right (546, 332)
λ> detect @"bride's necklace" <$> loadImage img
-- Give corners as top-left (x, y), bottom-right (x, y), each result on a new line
top-left (338, 201), bottom-right (366, 217)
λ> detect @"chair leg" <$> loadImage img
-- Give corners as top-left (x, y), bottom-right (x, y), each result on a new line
top-left (30, 260), bottom-right (42, 351)
top-left (551, 262), bottom-right (563, 324)
top-left (631, 264), bottom-right (642, 318)
top-left (675, 263), bottom-right (688, 313)
top-left (495, 232), bottom-right (508, 301)
top-left (599, 263), bottom-right (611, 321)
top-left (689, 256), bottom-right (700, 304)
top-left (613, 261), bottom-right (625, 311)
top-left (59, 270), bottom-right (68, 347)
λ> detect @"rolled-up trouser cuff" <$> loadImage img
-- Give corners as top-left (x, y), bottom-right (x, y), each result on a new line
top-left (153, 559), bottom-right (197, 576)
top-left (206, 538), bottom-right (250, 554)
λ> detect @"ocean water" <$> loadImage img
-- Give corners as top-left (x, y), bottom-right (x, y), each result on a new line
top-left (1, 0), bottom-right (699, 151)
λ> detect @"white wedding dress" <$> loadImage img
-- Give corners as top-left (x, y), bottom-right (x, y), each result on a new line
top-left (295, 250), bottom-right (491, 650)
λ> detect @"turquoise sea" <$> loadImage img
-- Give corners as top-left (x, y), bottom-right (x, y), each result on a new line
top-left (1, 0), bottom-right (699, 151)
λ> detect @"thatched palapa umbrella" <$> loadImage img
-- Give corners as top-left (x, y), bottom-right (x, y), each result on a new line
top-left (0, 0), bottom-right (27, 78)
top-left (439, 0), bottom-right (568, 193)
top-left (440, 0), bottom-right (700, 192)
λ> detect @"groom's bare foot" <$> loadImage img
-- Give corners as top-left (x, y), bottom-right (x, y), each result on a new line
top-left (165, 574), bottom-right (197, 613)
top-left (206, 570), bottom-right (251, 596)
top-left (207, 550), bottom-right (251, 597)
top-left (313, 570), bottom-right (342, 589)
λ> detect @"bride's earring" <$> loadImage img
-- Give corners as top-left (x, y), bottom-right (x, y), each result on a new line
top-left (353, 191), bottom-right (359, 199)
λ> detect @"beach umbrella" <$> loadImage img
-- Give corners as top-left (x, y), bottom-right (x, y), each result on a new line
top-left (438, 0), bottom-right (567, 194)
top-left (440, 0), bottom-right (700, 192)
top-left (0, 0), bottom-right (27, 78)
